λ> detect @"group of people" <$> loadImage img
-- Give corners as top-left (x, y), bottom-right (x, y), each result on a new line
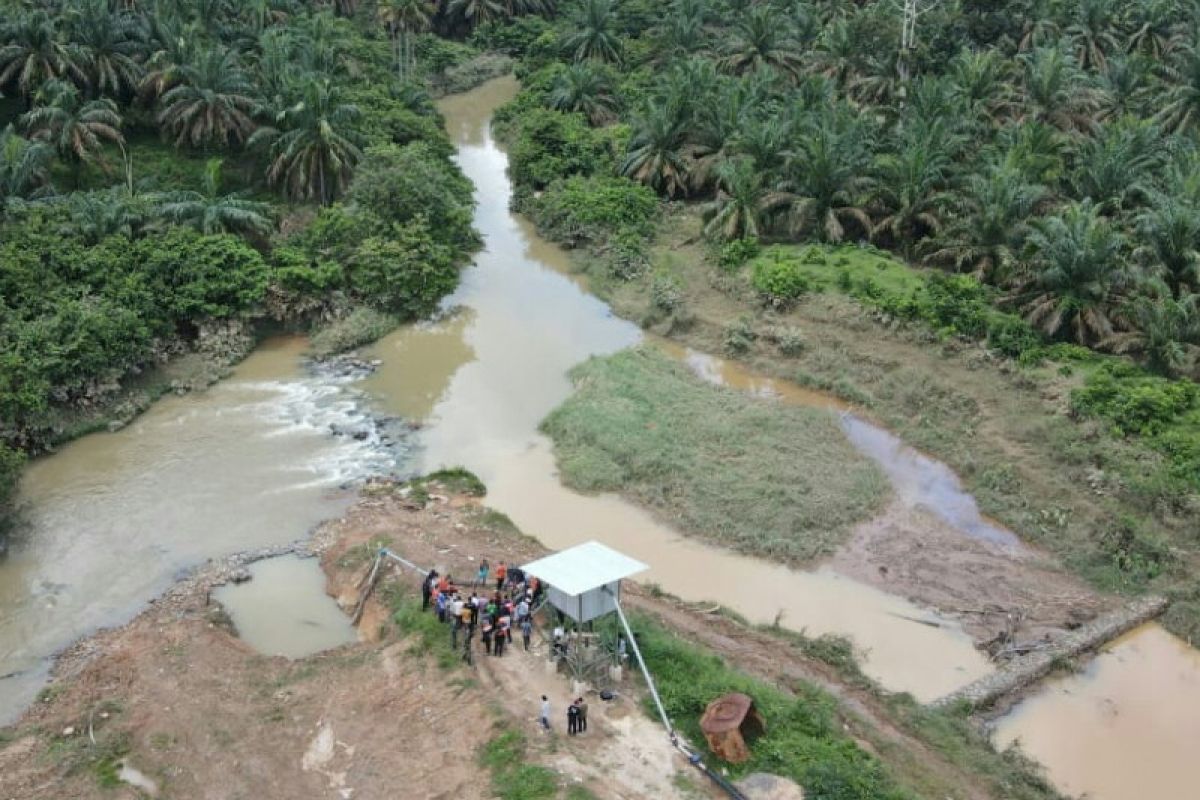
top-left (419, 559), bottom-right (544, 663)
top-left (539, 695), bottom-right (589, 735)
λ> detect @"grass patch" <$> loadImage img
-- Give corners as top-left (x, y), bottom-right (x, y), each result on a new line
top-left (391, 593), bottom-right (459, 670)
top-left (310, 306), bottom-right (399, 357)
top-left (540, 347), bottom-right (888, 562)
top-left (478, 731), bottom-right (558, 800)
top-left (425, 467), bottom-right (488, 497)
top-left (628, 615), bottom-right (911, 800)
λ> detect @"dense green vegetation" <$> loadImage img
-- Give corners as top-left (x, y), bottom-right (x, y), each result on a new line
top-left (0, 0), bottom-right (560, 522)
top-left (489, 0), bottom-right (1200, 480)
top-left (542, 347), bottom-right (888, 561)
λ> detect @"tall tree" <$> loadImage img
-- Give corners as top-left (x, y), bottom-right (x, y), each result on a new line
top-left (548, 63), bottom-right (617, 125)
top-left (777, 108), bottom-right (874, 243)
top-left (66, 0), bottom-right (146, 98)
top-left (21, 79), bottom-right (124, 179)
top-left (701, 156), bottom-right (791, 241)
top-left (251, 79), bottom-right (363, 205)
top-left (0, 12), bottom-right (88, 100)
top-left (720, 6), bottom-right (802, 80)
top-left (157, 46), bottom-right (258, 148)
top-left (1010, 200), bottom-right (1132, 345)
top-left (621, 101), bottom-right (688, 197)
top-left (377, 0), bottom-right (432, 80)
top-left (562, 0), bottom-right (621, 63)
top-left (1133, 196), bottom-right (1200, 297)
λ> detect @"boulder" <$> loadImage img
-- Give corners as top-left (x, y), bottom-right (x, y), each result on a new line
top-left (735, 773), bottom-right (804, 800)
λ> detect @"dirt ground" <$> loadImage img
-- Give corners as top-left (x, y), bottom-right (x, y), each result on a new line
top-left (0, 480), bottom-right (1038, 800)
top-left (831, 499), bottom-right (1109, 649)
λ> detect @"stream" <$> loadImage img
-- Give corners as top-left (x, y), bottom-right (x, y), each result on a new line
top-left (2, 75), bottom-right (1197, 799)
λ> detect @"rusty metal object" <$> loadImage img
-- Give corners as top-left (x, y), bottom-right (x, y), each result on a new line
top-left (700, 693), bottom-right (765, 764)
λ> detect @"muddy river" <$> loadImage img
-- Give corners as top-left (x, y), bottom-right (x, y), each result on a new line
top-left (2, 75), bottom-right (1196, 798)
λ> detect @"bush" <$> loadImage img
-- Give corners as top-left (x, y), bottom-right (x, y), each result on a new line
top-left (346, 218), bottom-right (459, 319)
top-left (650, 273), bottom-right (683, 312)
top-left (346, 143), bottom-right (479, 252)
top-left (470, 16), bottom-right (553, 56)
top-left (986, 315), bottom-right (1042, 358)
top-left (526, 175), bottom-right (657, 248)
top-left (1071, 365), bottom-right (1199, 436)
top-left (718, 237), bottom-right (760, 271)
top-left (915, 273), bottom-right (991, 338)
top-left (607, 229), bottom-right (651, 280)
top-left (750, 251), bottom-right (811, 307)
top-left (775, 326), bottom-right (807, 357)
top-left (503, 108), bottom-right (611, 190)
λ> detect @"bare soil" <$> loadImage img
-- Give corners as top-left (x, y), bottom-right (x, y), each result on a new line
top-left (0, 482), bottom-right (1040, 800)
top-left (832, 500), bottom-right (1109, 648)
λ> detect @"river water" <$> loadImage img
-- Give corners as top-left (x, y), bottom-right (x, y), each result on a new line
top-left (2, 75), bottom-right (1197, 798)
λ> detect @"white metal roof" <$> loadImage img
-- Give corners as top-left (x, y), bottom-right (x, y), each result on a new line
top-left (521, 541), bottom-right (648, 597)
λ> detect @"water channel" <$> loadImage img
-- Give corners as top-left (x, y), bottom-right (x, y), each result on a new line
top-left (2, 74), bottom-right (1197, 798)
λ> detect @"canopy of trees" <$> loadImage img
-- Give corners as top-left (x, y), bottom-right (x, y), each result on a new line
top-left (493, 0), bottom-right (1200, 383)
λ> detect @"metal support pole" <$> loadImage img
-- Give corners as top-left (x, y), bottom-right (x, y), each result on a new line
top-left (605, 588), bottom-right (674, 739)
top-left (379, 548), bottom-right (430, 578)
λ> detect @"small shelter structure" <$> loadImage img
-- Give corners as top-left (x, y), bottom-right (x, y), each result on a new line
top-left (700, 692), bottom-right (765, 764)
top-left (521, 541), bottom-right (648, 624)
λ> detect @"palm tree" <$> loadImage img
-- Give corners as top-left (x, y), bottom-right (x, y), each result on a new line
top-left (1068, 116), bottom-right (1166, 213)
top-left (548, 63), bottom-right (617, 125)
top-left (1019, 45), bottom-right (1100, 134)
top-left (994, 120), bottom-right (1067, 184)
top-left (157, 158), bottom-right (275, 237)
top-left (562, 0), bottom-right (621, 64)
top-left (66, 0), bottom-right (146, 98)
top-left (447, 0), bottom-right (506, 30)
top-left (923, 164), bottom-right (1045, 283)
top-left (947, 48), bottom-right (1015, 121)
top-left (810, 17), bottom-right (861, 87)
top-left (871, 131), bottom-right (956, 255)
top-left (1128, 0), bottom-right (1182, 60)
top-left (64, 184), bottom-right (152, 244)
top-left (139, 13), bottom-right (197, 103)
top-left (654, 6), bottom-right (708, 62)
top-left (157, 47), bottom-right (258, 148)
top-left (1064, 0), bottom-right (1121, 70)
top-left (1104, 288), bottom-right (1200, 376)
top-left (1010, 200), bottom-right (1132, 345)
top-left (621, 101), bottom-right (688, 198)
top-left (777, 108), bottom-right (874, 244)
top-left (1133, 197), bottom-right (1200, 297)
top-left (1095, 55), bottom-right (1153, 120)
top-left (0, 125), bottom-right (53, 209)
top-left (720, 6), bottom-right (802, 80)
top-left (21, 80), bottom-right (124, 178)
top-left (701, 156), bottom-right (790, 240)
top-left (1155, 47), bottom-right (1200, 135)
top-left (251, 79), bottom-right (363, 205)
top-left (0, 12), bottom-right (88, 100)
top-left (377, 0), bottom-right (432, 79)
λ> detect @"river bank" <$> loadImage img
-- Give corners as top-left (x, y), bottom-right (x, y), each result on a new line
top-left (0, 477), bottom-right (1059, 800)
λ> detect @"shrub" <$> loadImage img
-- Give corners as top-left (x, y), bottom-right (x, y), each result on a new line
top-left (346, 218), bottom-right (459, 319)
top-left (750, 251), bottom-right (811, 307)
top-left (650, 273), bottom-right (683, 312)
top-left (775, 326), bottom-right (807, 357)
top-left (1071, 365), bottom-right (1199, 436)
top-left (470, 16), bottom-right (554, 56)
top-left (718, 237), bottom-right (760, 271)
top-left (607, 229), bottom-right (651, 280)
top-left (987, 315), bottom-right (1042, 358)
top-left (346, 143), bottom-right (478, 252)
top-left (916, 273), bottom-right (991, 338)
top-left (504, 108), bottom-right (611, 190)
top-left (724, 317), bottom-right (758, 355)
top-left (527, 175), bottom-right (657, 247)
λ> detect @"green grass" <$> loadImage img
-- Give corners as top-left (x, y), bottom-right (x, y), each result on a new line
top-left (310, 307), bottom-right (400, 358)
top-left (391, 594), bottom-right (459, 670)
top-left (540, 347), bottom-right (889, 562)
top-left (627, 615), bottom-right (912, 800)
top-left (479, 731), bottom-right (559, 800)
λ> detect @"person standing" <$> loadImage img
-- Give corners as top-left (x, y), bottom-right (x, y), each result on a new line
top-left (476, 559), bottom-right (489, 589)
top-left (567, 700), bottom-right (579, 736)
top-left (521, 617), bottom-right (533, 651)
top-left (495, 561), bottom-right (507, 593)
top-left (482, 622), bottom-right (493, 656)
top-left (540, 695), bottom-right (551, 730)
top-left (421, 570), bottom-right (437, 611)
top-left (577, 697), bottom-right (588, 733)
top-left (494, 620), bottom-right (506, 657)
top-left (461, 626), bottom-right (474, 666)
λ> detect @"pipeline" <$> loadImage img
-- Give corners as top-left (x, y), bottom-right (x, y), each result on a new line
top-left (607, 589), bottom-right (748, 800)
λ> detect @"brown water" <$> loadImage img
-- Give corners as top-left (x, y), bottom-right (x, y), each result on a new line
top-left (0, 338), bottom-right (396, 722)
top-left (993, 623), bottom-right (1200, 799)
top-left (212, 555), bottom-right (357, 659)
top-left (361, 76), bottom-right (992, 701)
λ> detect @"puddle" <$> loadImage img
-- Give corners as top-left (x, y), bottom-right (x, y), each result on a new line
top-left (212, 555), bottom-right (356, 659)
top-left (992, 623), bottom-right (1200, 800)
